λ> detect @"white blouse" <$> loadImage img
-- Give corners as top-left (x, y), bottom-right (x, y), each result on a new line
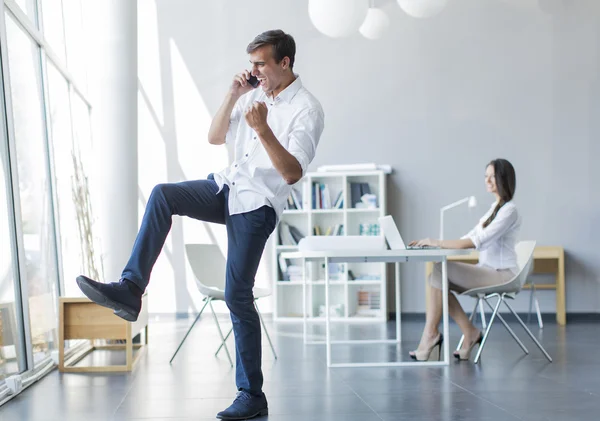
top-left (462, 201), bottom-right (521, 272)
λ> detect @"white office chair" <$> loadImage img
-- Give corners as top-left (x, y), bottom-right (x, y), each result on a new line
top-left (169, 244), bottom-right (277, 365)
top-left (456, 241), bottom-right (552, 364)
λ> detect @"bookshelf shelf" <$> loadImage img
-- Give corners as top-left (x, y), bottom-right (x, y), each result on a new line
top-left (273, 169), bottom-right (389, 323)
top-left (346, 208), bottom-right (381, 213)
top-left (312, 209), bottom-right (344, 214)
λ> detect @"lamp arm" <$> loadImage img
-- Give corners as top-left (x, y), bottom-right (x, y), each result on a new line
top-left (440, 197), bottom-right (470, 212)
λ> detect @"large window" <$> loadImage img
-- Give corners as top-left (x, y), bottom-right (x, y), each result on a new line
top-left (0, 139), bottom-right (23, 380)
top-left (0, 0), bottom-right (93, 393)
top-left (5, 14), bottom-right (59, 365)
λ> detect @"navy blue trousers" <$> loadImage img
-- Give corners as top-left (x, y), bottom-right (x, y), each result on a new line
top-left (122, 174), bottom-right (276, 395)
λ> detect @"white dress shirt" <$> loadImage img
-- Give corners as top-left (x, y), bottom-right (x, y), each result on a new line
top-left (213, 76), bottom-right (324, 221)
top-left (462, 201), bottom-right (522, 273)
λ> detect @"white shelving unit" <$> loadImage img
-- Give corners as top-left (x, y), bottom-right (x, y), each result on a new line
top-left (273, 170), bottom-right (388, 323)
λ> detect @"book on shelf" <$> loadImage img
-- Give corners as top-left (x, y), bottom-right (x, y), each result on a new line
top-left (312, 182), bottom-right (341, 209)
top-left (333, 190), bottom-right (343, 209)
top-left (286, 188), bottom-right (303, 210)
top-left (291, 189), bottom-right (302, 209)
top-left (279, 222), bottom-right (305, 245)
top-left (313, 224), bottom-right (344, 236)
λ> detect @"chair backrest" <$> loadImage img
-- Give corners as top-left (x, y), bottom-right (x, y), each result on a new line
top-left (515, 240), bottom-right (536, 282)
top-left (185, 244), bottom-right (227, 295)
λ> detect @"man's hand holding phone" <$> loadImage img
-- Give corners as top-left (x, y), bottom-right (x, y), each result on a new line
top-left (231, 70), bottom-right (258, 98)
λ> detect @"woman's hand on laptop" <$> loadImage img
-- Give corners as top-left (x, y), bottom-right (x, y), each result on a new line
top-left (409, 238), bottom-right (440, 247)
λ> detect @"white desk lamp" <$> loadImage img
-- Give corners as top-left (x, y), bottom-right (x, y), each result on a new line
top-left (439, 196), bottom-right (477, 240)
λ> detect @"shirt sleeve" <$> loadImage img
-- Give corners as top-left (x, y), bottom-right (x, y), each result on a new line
top-left (286, 108), bottom-right (325, 176)
top-left (225, 98), bottom-right (244, 145)
top-left (465, 205), bottom-right (519, 251)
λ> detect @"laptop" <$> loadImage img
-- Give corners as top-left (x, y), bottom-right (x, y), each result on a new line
top-left (378, 215), bottom-right (440, 250)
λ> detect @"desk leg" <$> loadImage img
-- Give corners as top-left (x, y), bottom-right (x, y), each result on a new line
top-left (395, 262), bottom-right (401, 343)
top-left (556, 251), bottom-right (566, 325)
top-left (302, 258), bottom-right (307, 344)
top-left (441, 259), bottom-right (450, 365)
top-left (325, 258), bottom-right (331, 367)
top-left (424, 262), bottom-right (433, 312)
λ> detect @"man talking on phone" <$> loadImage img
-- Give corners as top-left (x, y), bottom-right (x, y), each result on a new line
top-left (76, 29), bottom-right (324, 420)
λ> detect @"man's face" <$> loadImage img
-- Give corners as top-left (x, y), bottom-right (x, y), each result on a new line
top-left (249, 45), bottom-right (288, 94)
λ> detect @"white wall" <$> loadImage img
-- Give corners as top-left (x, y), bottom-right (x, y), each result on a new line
top-left (137, 0), bottom-right (600, 315)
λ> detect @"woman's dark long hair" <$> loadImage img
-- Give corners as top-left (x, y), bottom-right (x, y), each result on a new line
top-left (482, 159), bottom-right (516, 228)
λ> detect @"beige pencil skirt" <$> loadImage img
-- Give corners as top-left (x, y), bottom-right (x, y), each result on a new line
top-left (429, 262), bottom-right (515, 294)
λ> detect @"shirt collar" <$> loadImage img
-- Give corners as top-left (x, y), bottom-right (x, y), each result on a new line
top-left (268, 74), bottom-right (302, 104)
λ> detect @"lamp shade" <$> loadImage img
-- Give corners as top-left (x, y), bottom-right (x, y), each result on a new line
top-left (309, 0), bottom-right (369, 38)
top-left (359, 8), bottom-right (390, 40)
top-left (397, 0), bottom-right (448, 18)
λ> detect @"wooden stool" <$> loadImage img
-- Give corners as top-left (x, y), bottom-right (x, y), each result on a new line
top-left (58, 295), bottom-right (148, 372)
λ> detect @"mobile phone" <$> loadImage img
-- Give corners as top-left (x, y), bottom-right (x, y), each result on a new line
top-left (247, 75), bottom-right (259, 88)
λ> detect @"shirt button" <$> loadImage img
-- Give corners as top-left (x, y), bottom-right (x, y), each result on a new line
top-left (235, 164), bottom-right (238, 167)
top-left (245, 153), bottom-right (248, 157)
top-left (232, 182), bottom-right (235, 186)
top-left (253, 136), bottom-right (257, 140)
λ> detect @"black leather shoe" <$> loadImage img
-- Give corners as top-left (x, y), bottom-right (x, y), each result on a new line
top-left (76, 275), bottom-right (142, 322)
top-left (216, 391), bottom-right (268, 420)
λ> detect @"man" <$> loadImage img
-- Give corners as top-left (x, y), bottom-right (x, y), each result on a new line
top-left (76, 29), bottom-right (324, 420)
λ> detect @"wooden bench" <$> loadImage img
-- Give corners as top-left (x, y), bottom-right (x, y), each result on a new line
top-left (58, 294), bottom-right (148, 372)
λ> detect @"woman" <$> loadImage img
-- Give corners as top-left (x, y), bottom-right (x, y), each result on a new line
top-left (408, 158), bottom-right (521, 361)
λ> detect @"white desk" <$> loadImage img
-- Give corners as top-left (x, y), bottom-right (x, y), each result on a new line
top-left (281, 248), bottom-right (471, 368)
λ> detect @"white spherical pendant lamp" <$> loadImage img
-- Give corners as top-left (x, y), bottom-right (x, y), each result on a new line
top-left (359, 7), bottom-right (390, 40)
top-left (397, 0), bottom-right (448, 19)
top-left (309, 0), bottom-right (370, 38)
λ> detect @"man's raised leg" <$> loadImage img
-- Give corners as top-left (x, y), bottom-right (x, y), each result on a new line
top-left (77, 177), bottom-right (225, 321)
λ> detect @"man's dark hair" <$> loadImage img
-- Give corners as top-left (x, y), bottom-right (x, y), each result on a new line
top-left (246, 30), bottom-right (296, 69)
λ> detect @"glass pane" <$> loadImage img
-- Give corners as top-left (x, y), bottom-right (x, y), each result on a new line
top-left (40, 0), bottom-right (67, 63)
top-left (5, 15), bottom-right (59, 365)
top-left (46, 63), bottom-right (76, 294)
top-left (0, 141), bottom-right (23, 379)
top-left (48, 63), bottom-right (100, 296)
top-left (69, 92), bottom-right (103, 286)
top-left (62, 0), bottom-right (87, 91)
top-left (12, 0), bottom-right (38, 24)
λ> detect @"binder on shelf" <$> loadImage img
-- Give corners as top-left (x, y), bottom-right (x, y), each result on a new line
top-left (349, 182), bottom-right (374, 208)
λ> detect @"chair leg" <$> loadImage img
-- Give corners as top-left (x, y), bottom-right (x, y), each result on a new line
top-left (502, 298), bottom-right (552, 362)
top-left (482, 297), bottom-right (529, 355)
top-left (474, 294), bottom-right (502, 364)
top-left (169, 298), bottom-right (210, 364)
top-left (456, 297), bottom-right (481, 351)
top-left (256, 300), bottom-right (277, 360)
top-left (209, 299), bottom-right (233, 367)
top-left (535, 295), bottom-right (543, 329)
top-left (478, 298), bottom-right (487, 329)
top-left (215, 327), bottom-right (233, 357)
top-left (527, 283), bottom-right (535, 324)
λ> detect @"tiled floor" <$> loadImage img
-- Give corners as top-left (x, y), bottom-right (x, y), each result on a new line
top-left (1, 315), bottom-right (599, 421)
